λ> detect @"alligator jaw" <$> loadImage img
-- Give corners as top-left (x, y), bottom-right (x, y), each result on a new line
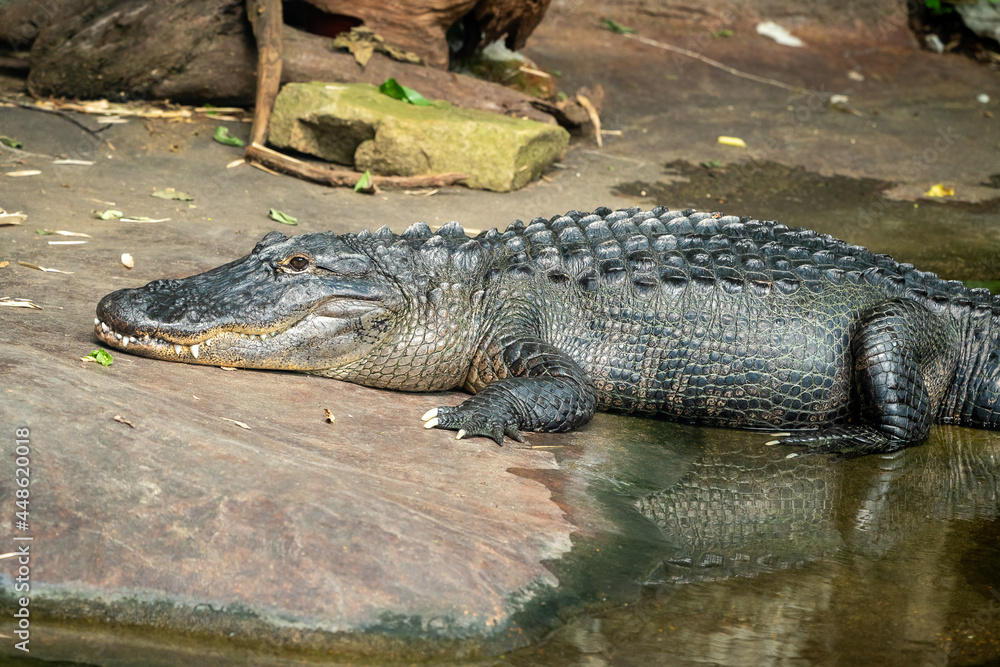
top-left (93, 299), bottom-right (386, 370)
top-left (93, 316), bottom-right (291, 366)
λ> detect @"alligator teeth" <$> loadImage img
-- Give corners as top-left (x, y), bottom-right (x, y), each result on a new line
top-left (190, 344), bottom-right (199, 359)
top-left (260, 334), bottom-right (267, 341)
top-left (94, 318), bottom-right (100, 325)
top-left (174, 344), bottom-right (183, 355)
top-left (121, 337), bottom-right (128, 348)
top-left (101, 322), bottom-right (111, 334)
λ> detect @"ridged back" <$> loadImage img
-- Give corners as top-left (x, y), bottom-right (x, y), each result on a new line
top-left (358, 206), bottom-right (997, 321)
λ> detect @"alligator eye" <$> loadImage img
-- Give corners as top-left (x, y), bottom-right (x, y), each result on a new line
top-left (286, 255), bottom-right (310, 272)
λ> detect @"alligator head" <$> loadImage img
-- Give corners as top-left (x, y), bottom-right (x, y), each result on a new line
top-left (96, 223), bottom-right (488, 391)
top-left (95, 230), bottom-right (404, 372)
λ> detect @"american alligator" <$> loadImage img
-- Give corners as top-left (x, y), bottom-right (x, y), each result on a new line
top-left (94, 206), bottom-right (1000, 455)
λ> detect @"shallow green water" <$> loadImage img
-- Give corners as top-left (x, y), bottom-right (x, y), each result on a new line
top-left (498, 420), bottom-right (1000, 667)
top-left (490, 164), bottom-right (1000, 666)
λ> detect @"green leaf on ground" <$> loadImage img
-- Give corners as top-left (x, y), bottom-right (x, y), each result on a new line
top-left (269, 208), bottom-right (298, 225)
top-left (86, 349), bottom-right (114, 366)
top-left (378, 78), bottom-right (433, 106)
top-left (354, 170), bottom-right (375, 194)
top-left (213, 126), bottom-right (244, 147)
top-left (0, 136), bottom-right (23, 149)
top-left (711, 29), bottom-right (734, 37)
top-left (601, 18), bottom-right (636, 34)
top-left (151, 189), bottom-right (194, 201)
top-left (94, 210), bottom-right (124, 220)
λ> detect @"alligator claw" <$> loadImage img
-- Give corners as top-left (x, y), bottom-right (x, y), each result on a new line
top-left (764, 426), bottom-right (908, 458)
top-left (422, 402), bottom-right (524, 446)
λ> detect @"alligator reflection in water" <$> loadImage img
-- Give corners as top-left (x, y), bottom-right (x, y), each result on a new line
top-left (637, 443), bottom-right (841, 584)
top-left (638, 427), bottom-right (999, 585)
top-left (511, 426), bottom-right (1000, 666)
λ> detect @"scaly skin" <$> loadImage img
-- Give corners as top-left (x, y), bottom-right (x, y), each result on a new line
top-left (94, 206), bottom-right (1000, 455)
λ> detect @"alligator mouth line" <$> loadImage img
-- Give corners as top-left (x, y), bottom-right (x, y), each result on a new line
top-left (93, 318), bottom-right (284, 359)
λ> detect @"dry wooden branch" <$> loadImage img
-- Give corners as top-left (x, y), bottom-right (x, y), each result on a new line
top-left (624, 33), bottom-right (806, 94)
top-left (246, 143), bottom-right (467, 189)
top-left (246, 0), bottom-right (283, 147)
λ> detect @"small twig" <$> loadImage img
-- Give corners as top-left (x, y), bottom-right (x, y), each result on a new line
top-left (576, 94), bottom-right (602, 148)
top-left (247, 143), bottom-right (468, 189)
top-left (0, 297), bottom-right (42, 310)
top-left (624, 33), bottom-right (808, 94)
top-left (221, 417), bottom-right (251, 430)
top-left (8, 100), bottom-right (108, 138)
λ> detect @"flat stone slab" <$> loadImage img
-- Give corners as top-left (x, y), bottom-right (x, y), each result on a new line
top-left (1, 298), bottom-right (577, 658)
top-left (268, 82), bottom-right (569, 191)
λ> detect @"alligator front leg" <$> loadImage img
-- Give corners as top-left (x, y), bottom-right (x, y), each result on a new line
top-left (422, 338), bottom-right (597, 445)
top-left (772, 300), bottom-right (958, 457)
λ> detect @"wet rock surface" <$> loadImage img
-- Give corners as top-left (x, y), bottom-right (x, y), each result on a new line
top-left (0, 217), bottom-right (579, 658)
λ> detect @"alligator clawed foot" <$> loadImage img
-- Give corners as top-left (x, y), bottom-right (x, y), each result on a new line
top-left (761, 426), bottom-right (908, 458)
top-left (421, 405), bottom-right (525, 446)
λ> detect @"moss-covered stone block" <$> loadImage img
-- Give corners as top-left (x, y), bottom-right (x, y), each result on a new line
top-left (268, 82), bottom-right (569, 192)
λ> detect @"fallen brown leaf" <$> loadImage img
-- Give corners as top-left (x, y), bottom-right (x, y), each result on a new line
top-left (113, 414), bottom-right (136, 428)
top-left (17, 260), bottom-right (73, 274)
top-left (0, 210), bottom-right (26, 225)
top-left (0, 297), bottom-right (41, 309)
top-left (221, 417), bottom-right (251, 430)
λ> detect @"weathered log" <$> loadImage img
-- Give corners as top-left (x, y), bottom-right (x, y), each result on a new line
top-left (8, 0), bottom-right (554, 123)
top-left (23, 0), bottom-right (255, 102)
top-left (258, 0), bottom-right (557, 69)
top-left (303, 0), bottom-right (476, 69)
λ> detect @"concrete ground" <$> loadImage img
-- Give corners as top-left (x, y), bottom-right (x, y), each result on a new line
top-left (1, 5), bottom-right (998, 664)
